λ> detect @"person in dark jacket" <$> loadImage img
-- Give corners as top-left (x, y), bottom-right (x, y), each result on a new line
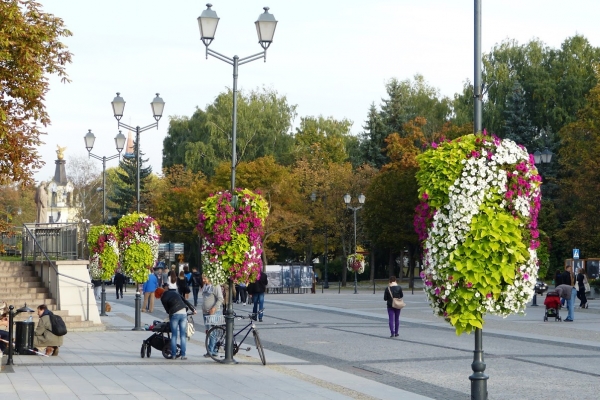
top-left (177, 271), bottom-right (191, 299)
top-left (190, 268), bottom-right (202, 307)
top-left (577, 267), bottom-right (588, 309)
top-left (248, 272), bottom-right (268, 322)
top-left (91, 278), bottom-right (102, 300)
top-left (156, 285), bottom-right (196, 360)
top-left (383, 276), bottom-right (404, 337)
top-left (114, 269), bottom-right (126, 299)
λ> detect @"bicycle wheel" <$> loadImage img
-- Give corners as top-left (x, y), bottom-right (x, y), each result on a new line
top-left (205, 325), bottom-right (226, 362)
top-left (253, 330), bottom-right (266, 365)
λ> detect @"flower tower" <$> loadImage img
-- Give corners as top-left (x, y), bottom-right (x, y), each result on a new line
top-left (415, 131), bottom-right (542, 335)
top-left (117, 213), bottom-right (160, 284)
top-left (197, 188), bottom-right (269, 285)
top-left (87, 225), bottom-right (120, 281)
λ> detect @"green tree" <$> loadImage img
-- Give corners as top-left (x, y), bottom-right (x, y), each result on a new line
top-left (0, 0), bottom-right (72, 185)
top-left (294, 116), bottom-right (352, 163)
top-left (503, 82), bottom-right (536, 149)
top-left (107, 142), bottom-right (152, 222)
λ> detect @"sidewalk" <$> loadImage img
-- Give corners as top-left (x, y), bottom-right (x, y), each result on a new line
top-left (0, 298), bottom-right (432, 400)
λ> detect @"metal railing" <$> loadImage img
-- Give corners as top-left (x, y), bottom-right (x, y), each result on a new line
top-left (21, 223), bottom-right (80, 260)
top-left (21, 224), bottom-right (92, 321)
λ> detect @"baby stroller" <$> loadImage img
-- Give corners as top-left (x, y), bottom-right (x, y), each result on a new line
top-left (543, 291), bottom-right (562, 322)
top-left (140, 312), bottom-right (195, 359)
top-left (141, 320), bottom-right (180, 359)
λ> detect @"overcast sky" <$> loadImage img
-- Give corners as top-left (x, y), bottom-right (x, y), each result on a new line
top-left (35, 0), bottom-right (600, 183)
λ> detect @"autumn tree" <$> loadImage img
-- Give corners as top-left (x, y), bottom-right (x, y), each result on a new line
top-left (0, 1), bottom-right (72, 185)
top-left (294, 116), bottom-right (353, 163)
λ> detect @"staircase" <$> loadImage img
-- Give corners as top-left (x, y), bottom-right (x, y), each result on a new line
top-left (0, 261), bottom-right (101, 331)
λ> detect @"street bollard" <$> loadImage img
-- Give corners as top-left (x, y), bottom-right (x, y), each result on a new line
top-left (373, 280), bottom-right (375, 294)
top-left (7, 305), bottom-right (14, 365)
top-left (531, 293), bottom-right (539, 306)
top-left (338, 280), bottom-right (341, 294)
top-left (132, 291), bottom-right (143, 330)
top-left (321, 281), bottom-right (324, 293)
top-left (100, 282), bottom-right (107, 316)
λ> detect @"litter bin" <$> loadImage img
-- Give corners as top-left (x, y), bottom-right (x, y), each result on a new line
top-left (14, 321), bottom-right (34, 355)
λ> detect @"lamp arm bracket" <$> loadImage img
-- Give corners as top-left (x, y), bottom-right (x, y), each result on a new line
top-left (105, 153), bottom-right (121, 161)
top-left (88, 152), bottom-right (104, 162)
top-left (207, 48), bottom-right (234, 65)
top-left (238, 51), bottom-right (266, 65)
top-left (138, 123), bottom-right (158, 133)
top-left (117, 121), bottom-right (136, 131)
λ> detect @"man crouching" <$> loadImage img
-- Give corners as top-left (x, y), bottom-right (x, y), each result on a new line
top-left (33, 304), bottom-right (62, 356)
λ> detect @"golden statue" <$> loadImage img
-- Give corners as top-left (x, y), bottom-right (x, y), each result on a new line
top-left (56, 145), bottom-right (67, 160)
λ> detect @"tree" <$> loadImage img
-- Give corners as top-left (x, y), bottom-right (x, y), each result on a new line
top-left (66, 155), bottom-right (102, 224)
top-left (294, 116), bottom-right (352, 164)
top-left (502, 82), bottom-right (536, 149)
top-left (0, 0), bottom-right (72, 185)
top-left (107, 141), bottom-right (152, 222)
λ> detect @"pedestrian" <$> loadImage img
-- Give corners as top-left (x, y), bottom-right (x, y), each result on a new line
top-left (202, 275), bottom-right (223, 357)
top-left (238, 281), bottom-right (248, 305)
top-left (183, 265), bottom-right (192, 286)
top-left (32, 304), bottom-right (62, 356)
top-left (177, 271), bottom-right (191, 299)
top-left (555, 283), bottom-right (576, 322)
top-left (577, 266), bottom-right (588, 309)
top-left (155, 285), bottom-right (196, 360)
top-left (142, 272), bottom-right (159, 312)
top-left (167, 270), bottom-right (178, 291)
top-left (114, 269), bottom-right (126, 299)
top-left (0, 304), bottom-right (10, 355)
top-left (91, 278), bottom-right (102, 300)
top-left (161, 263), bottom-right (169, 287)
top-left (190, 267), bottom-right (202, 307)
top-left (248, 271), bottom-right (268, 322)
top-left (384, 276), bottom-right (404, 337)
top-left (234, 282), bottom-right (241, 304)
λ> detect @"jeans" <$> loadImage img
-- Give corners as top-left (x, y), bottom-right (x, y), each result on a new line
top-left (204, 310), bottom-right (222, 355)
top-left (252, 292), bottom-right (265, 320)
top-left (387, 307), bottom-right (401, 335)
top-left (169, 313), bottom-right (187, 357)
top-left (192, 287), bottom-right (200, 307)
top-left (567, 288), bottom-right (576, 320)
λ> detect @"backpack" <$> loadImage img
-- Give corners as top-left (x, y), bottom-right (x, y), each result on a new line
top-left (48, 312), bottom-right (68, 336)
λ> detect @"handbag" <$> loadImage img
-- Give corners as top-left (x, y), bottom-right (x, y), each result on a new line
top-left (186, 320), bottom-right (195, 339)
top-left (388, 287), bottom-right (405, 309)
top-left (583, 275), bottom-right (591, 292)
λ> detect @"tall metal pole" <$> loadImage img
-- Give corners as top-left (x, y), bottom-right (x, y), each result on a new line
top-left (324, 226), bottom-right (329, 288)
top-left (223, 55), bottom-right (239, 365)
top-left (136, 126), bottom-right (141, 213)
top-left (353, 209), bottom-right (358, 294)
top-left (102, 157), bottom-right (107, 224)
top-left (474, 0), bottom-right (482, 133)
top-left (470, 2), bottom-right (488, 399)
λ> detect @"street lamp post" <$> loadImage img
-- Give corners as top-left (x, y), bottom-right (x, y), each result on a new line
top-left (197, 3), bottom-right (278, 365)
top-left (5, 206), bottom-right (22, 223)
top-left (110, 93), bottom-right (165, 213)
top-left (343, 193), bottom-right (365, 295)
top-left (84, 129), bottom-right (126, 317)
top-left (311, 192), bottom-right (329, 289)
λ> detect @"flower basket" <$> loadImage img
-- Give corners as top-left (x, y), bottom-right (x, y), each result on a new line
top-left (415, 131), bottom-right (541, 335)
top-left (197, 188), bottom-right (269, 285)
top-left (118, 213), bottom-right (160, 284)
top-left (346, 253), bottom-right (366, 274)
top-left (87, 225), bottom-right (119, 281)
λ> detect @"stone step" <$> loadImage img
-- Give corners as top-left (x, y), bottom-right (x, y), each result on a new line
top-left (0, 271), bottom-right (38, 278)
top-left (0, 286), bottom-right (48, 294)
top-left (2, 298), bottom-right (56, 307)
top-left (0, 266), bottom-right (34, 272)
top-left (0, 282), bottom-right (45, 290)
top-left (0, 275), bottom-right (40, 283)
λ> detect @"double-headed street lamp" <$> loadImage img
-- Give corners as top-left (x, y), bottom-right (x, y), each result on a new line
top-left (84, 129), bottom-right (126, 224)
top-left (84, 129), bottom-right (126, 318)
top-left (110, 93), bottom-right (165, 213)
top-left (197, 3), bottom-right (278, 364)
top-left (533, 148), bottom-right (553, 165)
top-left (343, 193), bottom-right (365, 294)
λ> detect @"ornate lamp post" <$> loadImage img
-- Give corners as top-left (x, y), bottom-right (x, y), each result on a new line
top-left (84, 129), bottom-right (126, 316)
top-left (110, 93), bottom-right (165, 213)
top-left (197, 3), bottom-right (278, 364)
top-left (343, 193), bottom-right (365, 294)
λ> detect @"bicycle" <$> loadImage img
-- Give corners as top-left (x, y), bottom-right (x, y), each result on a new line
top-left (204, 310), bottom-right (266, 365)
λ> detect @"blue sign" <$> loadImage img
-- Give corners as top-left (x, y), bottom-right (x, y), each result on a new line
top-left (573, 249), bottom-right (580, 260)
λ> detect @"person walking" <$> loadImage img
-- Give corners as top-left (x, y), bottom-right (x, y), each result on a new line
top-left (91, 278), bottom-right (102, 300)
top-left (248, 271), bottom-right (268, 322)
top-left (156, 285), bottom-right (196, 360)
top-left (202, 275), bottom-right (223, 357)
top-left (238, 282), bottom-right (248, 305)
top-left (577, 266), bottom-right (588, 309)
top-left (384, 276), bottom-right (404, 337)
top-left (177, 271), bottom-right (191, 299)
top-left (114, 269), bottom-right (126, 299)
top-left (190, 267), bottom-right (201, 307)
top-left (167, 270), bottom-right (178, 291)
top-left (142, 272), bottom-right (159, 313)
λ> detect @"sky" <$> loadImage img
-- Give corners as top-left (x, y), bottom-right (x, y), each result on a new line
top-left (35, 0), bottom-right (600, 183)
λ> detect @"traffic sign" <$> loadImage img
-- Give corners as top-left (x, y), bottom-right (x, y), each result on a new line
top-left (573, 249), bottom-right (580, 260)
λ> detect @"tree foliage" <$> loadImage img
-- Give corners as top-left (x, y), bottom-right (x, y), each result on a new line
top-left (0, 0), bottom-right (72, 184)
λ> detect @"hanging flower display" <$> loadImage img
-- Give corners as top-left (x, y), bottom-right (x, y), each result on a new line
top-left (118, 213), bottom-right (160, 284)
top-left (197, 188), bottom-right (269, 285)
top-left (87, 225), bottom-right (120, 280)
top-left (346, 253), bottom-right (366, 274)
top-left (415, 131), bottom-right (542, 335)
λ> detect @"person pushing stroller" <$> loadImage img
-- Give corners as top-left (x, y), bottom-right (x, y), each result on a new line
top-left (155, 284), bottom-right (196, 360)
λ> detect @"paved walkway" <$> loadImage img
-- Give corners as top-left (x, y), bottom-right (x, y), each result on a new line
top-left (0, 298), bottom-right (432, 400)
